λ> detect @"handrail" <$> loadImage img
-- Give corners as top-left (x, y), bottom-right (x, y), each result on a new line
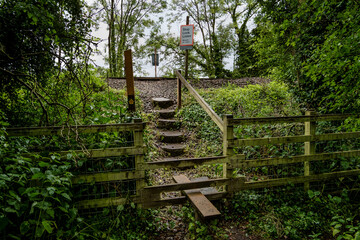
top-left (176, 70), bottom-right (224, 132)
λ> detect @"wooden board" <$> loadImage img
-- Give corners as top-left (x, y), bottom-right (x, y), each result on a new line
top-left (229, 114), bottom-right (354, 126)
top-left (173, 175), bottom-right (221, 219)
top-left (176, 71), bottom-right (224, 132)
top-left (231, 131), bottom-right (360, 147)
top-left (6, 122), bottom-right (145, 137)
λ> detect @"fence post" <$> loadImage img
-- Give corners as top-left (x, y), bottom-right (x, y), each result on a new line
top-left (223, 115), bottom-right (235, 194)
top-left (133, 118), bottom-right (145, 207)
top-left (304, 111), bottom-right (316, 191)
top-left (124, 49), bottom-right (136, 112)
top-left (176, 70), bottom-right (181, 109)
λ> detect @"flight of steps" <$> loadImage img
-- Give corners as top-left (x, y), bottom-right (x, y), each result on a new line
top-left (151, 97), bottom-right (221, 220)
top-left (151, 97), bottom-right (186, 158)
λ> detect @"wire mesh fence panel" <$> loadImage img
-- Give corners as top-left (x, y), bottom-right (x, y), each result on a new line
top-left (6, 122), bottom-right (145, 210)
top-left (228, 113), bottom-right (360, 196)
top-left (73, 180), bottom-right (137, 202)
top-left (72, 155), bottom-right (136, 174)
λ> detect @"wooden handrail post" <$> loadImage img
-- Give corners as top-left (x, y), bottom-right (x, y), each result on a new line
top-left (177, 70), bottom-right (181, 109)
top-left (223, 115), bottom-right (235, 194)
top-left (133, 118), bottom-right (145, 207)
top-left (304, 111), bottom-right (316, 191)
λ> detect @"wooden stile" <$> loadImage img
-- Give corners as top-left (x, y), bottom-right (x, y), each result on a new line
top-left (173, 175), bottom-right (221, 219)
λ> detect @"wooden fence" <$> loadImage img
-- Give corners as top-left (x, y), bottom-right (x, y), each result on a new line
top-left (176, 70), bottom-right (360, 193)
top-left (6, 119), bottom-right (245, 209)
top-left (6, 120), bottom-right (147, 209)
top-left (223, 113), bottom-right (360, 191)
top-left (5, 72), bottom-right (360, 210)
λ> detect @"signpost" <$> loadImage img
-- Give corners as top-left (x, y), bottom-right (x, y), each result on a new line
top-left (178, 16), bottom-right (193, 109)
top-left (180, 23), bottom-right (194, 51)
top-left (151, 48), bottom-right (159, 77)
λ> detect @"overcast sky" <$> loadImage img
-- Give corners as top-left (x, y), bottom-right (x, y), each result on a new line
top-left (86, 0), bottom-right (236, 77)
top-left (86, 0), bottom-right (181, 77)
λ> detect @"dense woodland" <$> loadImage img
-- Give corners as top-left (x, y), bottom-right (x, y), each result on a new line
top-left (1, 0), bottom-right (360, 239)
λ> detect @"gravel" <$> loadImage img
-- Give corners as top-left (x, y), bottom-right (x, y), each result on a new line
top-left (108, 77), bottom-right (270, 112)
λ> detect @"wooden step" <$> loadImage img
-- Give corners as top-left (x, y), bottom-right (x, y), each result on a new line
top-left (155, 109), bottom-right (176, 119)
top-left (173, 175), bottom-right (221, 219)
top-left (152, 97), bottom-right (174, 109)
top-left (158, 130), bottom-right (185, 143)
top-left (186, 177), bottom-right (219, 195)
top-left (161, 143), bottom-right (186, 157)
top-left (157, 119), bottom-right (180, 129)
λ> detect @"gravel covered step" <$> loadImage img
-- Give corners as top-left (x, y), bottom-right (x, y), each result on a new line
top-left (152, 97), bottom-right (174, 109)
top-left (158, 130), bottom-right (185, 143)
top-left (157, 119), bottom-right (180, 129)
top-left (154, 109), bottom-right (176, 119)
top-left (161, 143), bottom-right (186, 157)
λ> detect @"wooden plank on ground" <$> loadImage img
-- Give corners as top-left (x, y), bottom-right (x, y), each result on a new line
top-left (173, 175), bottom-right (221, 219)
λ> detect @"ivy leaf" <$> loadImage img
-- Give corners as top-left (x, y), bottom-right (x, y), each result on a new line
top-left (332, 228), bottom-right (341, 236)
top-left (61, 193), bottom-right (71, 201)
top-left (20, 221), bottom-right (30, 235)
top-left (42, 220), bottom-right (53, 234)
top-left (46, 187), bottom-right (55, 195)
top-left (38, 161), bottom-right (50, 167)
top-left (9, 190), bottom-right (21, 202)
top-left (0, 174), bottom-right (11, 181)
top-left (4, 207), bottom-right (16, 213)
top-left (31, 173), bottom-right (44, 180)
top-left (46, 209), bottom-right (55, 218)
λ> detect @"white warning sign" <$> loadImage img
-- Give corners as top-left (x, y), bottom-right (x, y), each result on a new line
top-left (180, 24), bottom-right (194, 50)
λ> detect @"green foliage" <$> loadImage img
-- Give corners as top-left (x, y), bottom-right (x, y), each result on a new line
top-left (0, 0), bottom-right (96, 126)
top-left (177, 81), bottom-right (300, 156)
top-left (200, 81), bottom-right (300, 118)
top-left (97, 0), bottom-right (167, 77)
top-left (72, 205), bottom-right (158, 240)
top-left (230, 188), bottom-right (360, 239)
top-left (181, 205), bottom-right (228, 239)
top-left (0, 128), bottom-right (76, 239)
top-left (0, 80), bottom-right (145, 238)
top-left (254, 0), bottom-right (360, 113)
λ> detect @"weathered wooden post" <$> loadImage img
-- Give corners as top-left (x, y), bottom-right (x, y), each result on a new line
top-left (179, 16), bottom-right (194, 109)
top-left (223, 114), bottom-right (235, 194)
top-left (124, 49), bottom-right (135, 112)
top-left (133, 118), bottom-right (145, 207)
top-left (304, 111), bottom-right (316, 191)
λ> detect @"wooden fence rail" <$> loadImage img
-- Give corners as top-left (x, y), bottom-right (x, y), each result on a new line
top-left (6, 120), bottom-right (147, 209)
top-left (5, 82), bottom-right (360, 211)
top-left (224, 112), bottom-right (360, 192)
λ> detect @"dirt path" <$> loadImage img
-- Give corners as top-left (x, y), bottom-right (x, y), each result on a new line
top-left (108, 77), bottom-right (270, 112)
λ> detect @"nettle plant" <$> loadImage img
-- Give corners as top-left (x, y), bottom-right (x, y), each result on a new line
top-left (0, 129), bottom-right (78, 239)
